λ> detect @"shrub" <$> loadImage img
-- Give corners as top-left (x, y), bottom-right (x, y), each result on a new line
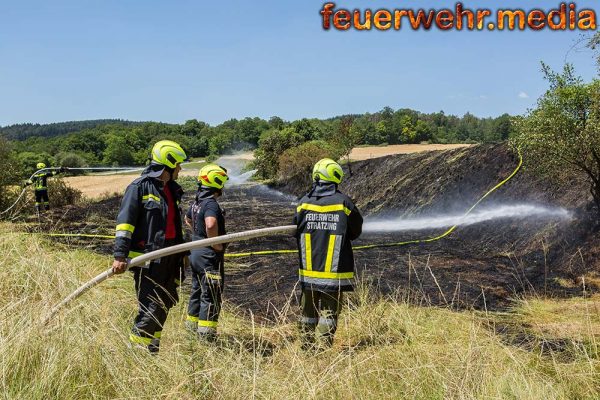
top-left (277, 141), bottom-right (341, 191)
top-left (46, 179), bottom-right (83, 207)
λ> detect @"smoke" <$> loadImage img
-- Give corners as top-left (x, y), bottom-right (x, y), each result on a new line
top-left (250, 184), bottom-right (297, 202)
top-left (363, 204), bottom-right (573, 232)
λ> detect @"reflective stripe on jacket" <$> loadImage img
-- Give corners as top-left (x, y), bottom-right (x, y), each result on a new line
top-left (114, 169), bottom-right (185, 259)
top-left (293, 182), bottom-right (363, 292)
top-left (27, 171), bottom-right (58, 191)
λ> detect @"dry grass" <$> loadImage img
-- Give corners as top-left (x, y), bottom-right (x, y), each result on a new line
top-left (63, 164), bottom-right (203, 199)
top-left (513, 295), bottom-right (600, 341)
top-left (1, 224), bottom-right (599, 399)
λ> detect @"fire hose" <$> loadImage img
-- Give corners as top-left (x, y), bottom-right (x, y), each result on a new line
top-left (41, 150), bottom-right (522, 324)
top-left (42, 225), bottom-right (297, 325)
top-left (38, 150), bottom-right (524, 255)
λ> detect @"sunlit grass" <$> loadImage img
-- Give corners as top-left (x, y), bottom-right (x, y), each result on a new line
top-left (1, 223), bottom-right (599, 399)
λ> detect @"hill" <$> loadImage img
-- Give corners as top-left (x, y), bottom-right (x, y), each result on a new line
top-left (0, 119), bottom-right (145, 140)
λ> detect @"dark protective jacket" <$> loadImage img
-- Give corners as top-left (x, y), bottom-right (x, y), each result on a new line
top-left (114, 165), bottom-right (185, 259)
top-left (186, 188), bottom-right (226, 256)
top-left (293, 181), bottom-right (363, 292)
top-left (27, 170), bottom-right (59, 191)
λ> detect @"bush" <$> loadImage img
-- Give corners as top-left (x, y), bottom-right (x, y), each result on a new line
top-left (45, 179), bottom-right (83, 207)
top-left (277, 141), bottom-right (341, 191)
top-left (253, 128), bottom-right (305, 179)
top-left (54, 152), bottom-right (88, 176)
top-left (0, 138), bottom-right (23, 213)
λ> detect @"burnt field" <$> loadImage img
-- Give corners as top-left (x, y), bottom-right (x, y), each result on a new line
top-left (20, 144), bottom-right (600, 321)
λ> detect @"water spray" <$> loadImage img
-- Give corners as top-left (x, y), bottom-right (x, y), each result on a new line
top-left (363, 204), bottom-right (572, 233)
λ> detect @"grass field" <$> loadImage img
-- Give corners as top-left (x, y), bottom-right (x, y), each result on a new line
top-left (1, 224), bottom-right (599, 399)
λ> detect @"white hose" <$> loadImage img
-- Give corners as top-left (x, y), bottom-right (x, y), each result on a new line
top-left (42, 225), bottom-right (297, 325)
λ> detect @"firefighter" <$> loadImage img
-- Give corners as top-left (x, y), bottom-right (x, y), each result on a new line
top-left (111, 140), bottom-right (187, 353)
top-left (184, 164), bottom-right (229, 341)
top-left (293, 158), bottom-right (363, 350)
top-left (24, 163), bottom-right (66, 212)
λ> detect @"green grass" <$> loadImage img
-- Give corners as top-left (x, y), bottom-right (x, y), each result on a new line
top-left (1, 224), bottom-right (599, 399)
top-left (182, 160), bottom-right (207, 170)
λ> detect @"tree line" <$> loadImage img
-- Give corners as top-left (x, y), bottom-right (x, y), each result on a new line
top-left (1, 109), bottom-right (514, 180)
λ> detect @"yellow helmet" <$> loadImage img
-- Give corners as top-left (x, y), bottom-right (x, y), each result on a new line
top-left (312, 158), bottom-right (344, 184)
top-left (36, 162), bottom-right (46, 169)
top-left (198, 164), bottom-right (228, 189)
top-left (151, 140), bottom-right (187, 168)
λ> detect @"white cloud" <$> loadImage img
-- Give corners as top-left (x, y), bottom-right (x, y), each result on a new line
top-left (518, 91), bottom-right (529, 99)
top-left (479, 95), bottom-right (488, 100)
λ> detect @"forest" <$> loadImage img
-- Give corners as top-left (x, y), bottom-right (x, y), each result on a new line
top-left (1, 108), bottom-right (513, 180)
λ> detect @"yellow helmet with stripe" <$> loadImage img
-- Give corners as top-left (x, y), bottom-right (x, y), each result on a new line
top-left (198, 164), bottom-right (228, 189)
top-left (151, 140), bottom-right (187, 168)
top-left (36, 162), bottom-right (46, 169)
top-left (312, 158), bottom-right (344, 184)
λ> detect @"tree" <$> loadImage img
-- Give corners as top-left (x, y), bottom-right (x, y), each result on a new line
top-left (511, 64), bottom-right (600, 212)
top-left (103, 134), bottom-right (135, 166)
top-left (589, 32), bottom-right (600, 71)
top-left (0, 138), bottom-right (23, 211)
top-left (253, 128), bottom-right (305, 179)
top-left (268, 116), bottom-right (285, 130)
top-left (277, 140), bottom-right (338, 188)
top-left (324, 117), bottom-right (356, 174)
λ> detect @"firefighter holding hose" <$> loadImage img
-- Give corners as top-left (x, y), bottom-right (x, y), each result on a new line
top-left (184, 164), bottom-right (229, 342)
top-left (294, 158), bottom-right (363, 350)
top-left (24, 162), bottom-right (67, 213)
top-left (111, 140), bottom-right (187, 353)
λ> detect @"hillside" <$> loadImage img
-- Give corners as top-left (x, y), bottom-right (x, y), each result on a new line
top-left (0, 119), bottom-right (145, 140)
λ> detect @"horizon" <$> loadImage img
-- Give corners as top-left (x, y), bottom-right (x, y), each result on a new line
top-left (0, 106), bottom-right (516, 129)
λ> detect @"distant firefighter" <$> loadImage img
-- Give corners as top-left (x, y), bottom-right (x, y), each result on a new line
top-left (24, 162), bottom-right (66, 212)
top-left (293, 158), bottom-right (363, 350)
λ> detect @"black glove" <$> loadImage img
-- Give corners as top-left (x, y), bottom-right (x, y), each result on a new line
top-left (60, 167), bottom-right (67, 173)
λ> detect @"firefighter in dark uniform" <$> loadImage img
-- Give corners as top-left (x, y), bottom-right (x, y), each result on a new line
top-left (111, 140), bottom-right (188, 353)
top-left (294, 158), bottom-right (363, 349)
top-left (184, 164), bottom-right (229, 341)
top-left (25, 162), bottom-right (66, 212)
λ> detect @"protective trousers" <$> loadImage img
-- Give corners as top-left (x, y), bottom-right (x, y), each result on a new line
top-left (187, 251), bottom-right (224, 339)
top-left (35, 190), bottom-right (49, 211)
top-left (130, 249), bottom-right (182, 353)
top-left (299, 288), bottom-right (343, 349)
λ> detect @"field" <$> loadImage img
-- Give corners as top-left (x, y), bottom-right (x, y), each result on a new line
top-left (63, 163), bottom-right (203, 199)
top-left (1, 226), bottom-right (599, 399)
top-left (349, 144), bottom-right (473, 161)
top-left (5, 143), bottom-right (600, 398)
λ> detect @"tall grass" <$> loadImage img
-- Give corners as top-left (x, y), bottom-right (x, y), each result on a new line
top-left (1, 224), bottom-right (599, 399)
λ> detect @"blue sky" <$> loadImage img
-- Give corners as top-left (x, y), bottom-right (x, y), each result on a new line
top-left (0, 0), bottom-right (598, 126)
